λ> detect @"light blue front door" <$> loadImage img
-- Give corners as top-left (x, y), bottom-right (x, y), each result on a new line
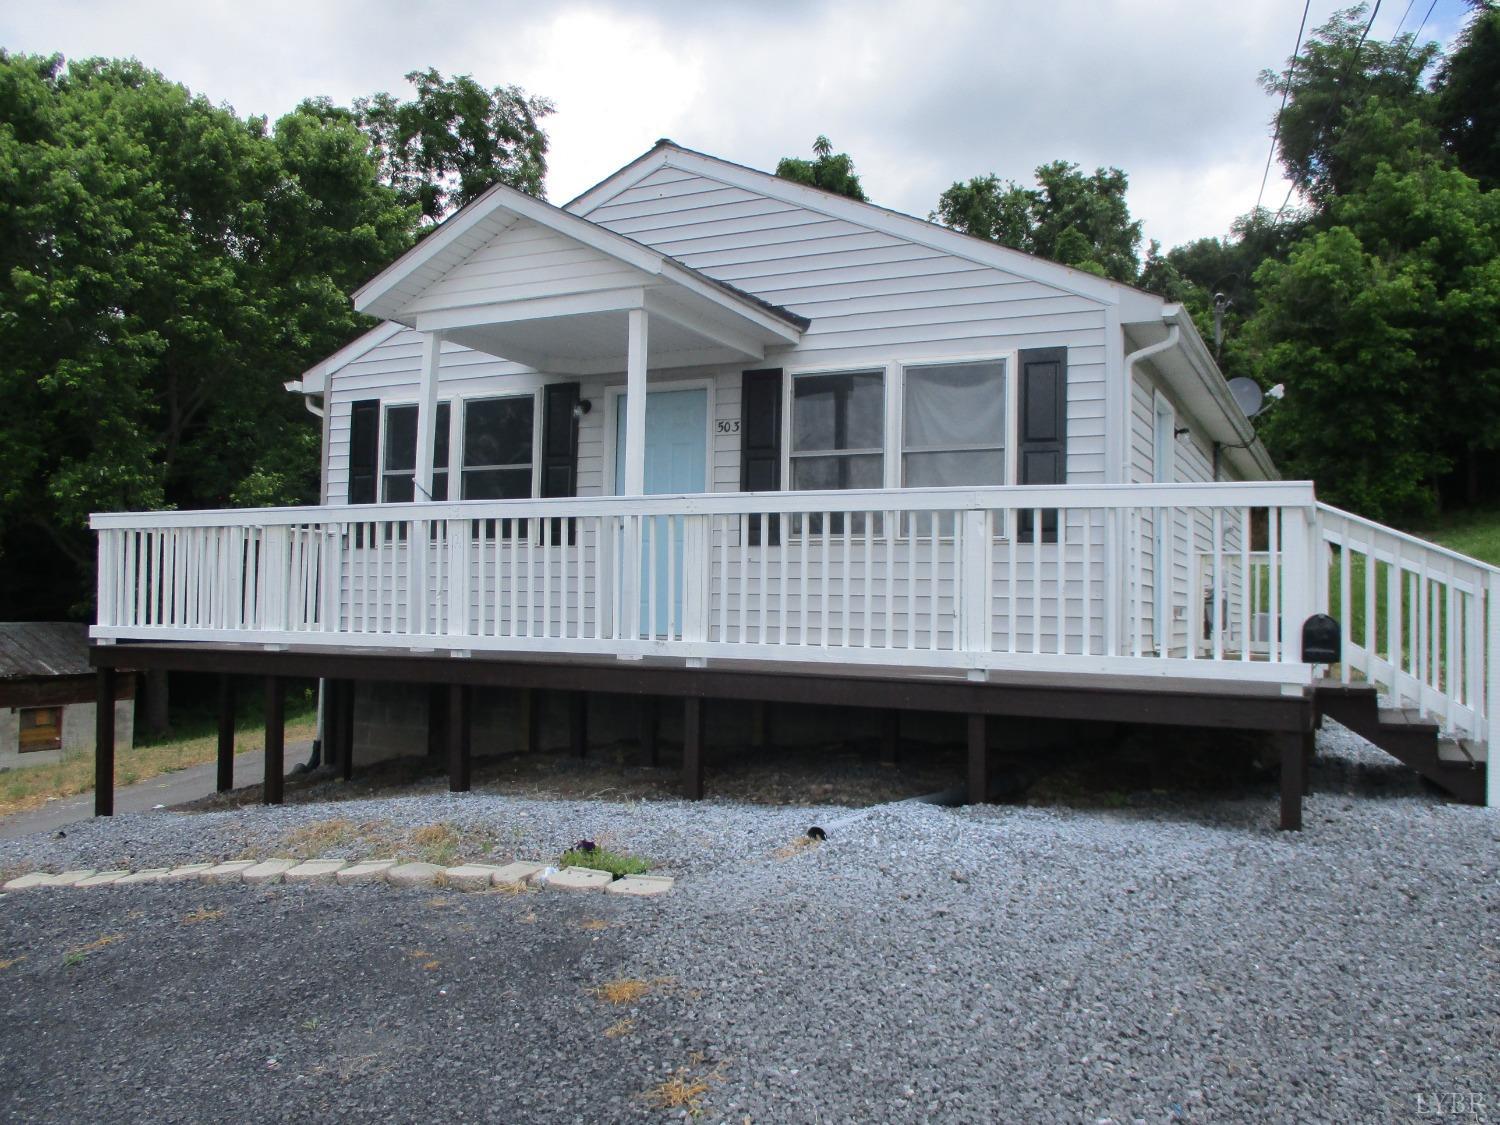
top-left (615, 388), bottom-right (708, 636)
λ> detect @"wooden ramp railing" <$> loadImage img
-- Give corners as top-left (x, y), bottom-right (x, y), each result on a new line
top-left (1315, 502), bottom-right (1498, 806)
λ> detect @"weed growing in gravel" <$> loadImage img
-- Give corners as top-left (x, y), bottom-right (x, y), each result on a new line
top-left (593, 978), bottom-right (651, 1005)
top-left (558, 845), bottom-right (649, 878)
top-left (603, 1018), bottom-right (635, 1038)
top-left (642, 1063), bottom-right (726, 1114)
top-left (279, 818), bottom-right (363, 858)
top-left (409, 823), bottom-right (461, 864)
top-left (580, 919), bottom-right (609, 931)
top-left (0, 955), bottom-right (26, 970)
top-left (181, 907), bottom-right (224, 925)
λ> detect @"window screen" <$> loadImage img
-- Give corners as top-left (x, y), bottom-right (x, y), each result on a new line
top-left (789, 370), bottom-right (883, 491)
top-left (462, 395), bottom-right (535, 500)
top-left (382, 402), bottom-right (450, 502)
top-left (902, 361), bottom-right (1006, 487)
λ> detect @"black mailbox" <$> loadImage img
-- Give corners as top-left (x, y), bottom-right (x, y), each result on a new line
top-left (1302, 613), bottom-right (1341, 664)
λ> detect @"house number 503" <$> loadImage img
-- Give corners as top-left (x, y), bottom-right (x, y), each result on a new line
top-left (715, 419), bottom-right (741, 434)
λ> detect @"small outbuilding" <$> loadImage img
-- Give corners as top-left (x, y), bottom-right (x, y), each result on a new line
top-left (0, 623), bottom-right (133, 769)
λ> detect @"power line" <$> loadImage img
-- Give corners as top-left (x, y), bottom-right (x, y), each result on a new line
top-left (1408, 0), bottom-right (1440, 44)
top-left (1390, 0), bottom-right (1419, 41)
top-left (1275, 0), bottom-right (1384, 219)
top-left (1255, 0), bottom-right (1315, 214)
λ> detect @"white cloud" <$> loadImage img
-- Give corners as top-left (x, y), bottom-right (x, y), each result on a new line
top-left (0, 0), bottom-right (1472, 252)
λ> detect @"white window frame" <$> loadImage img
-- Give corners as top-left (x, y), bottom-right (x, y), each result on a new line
top-left (457, 390), bottom-right (544, 502)
top-left (781, 366), bottom-right (887, 493)
top-left (898, 357), bottom-right (1012, 488)
top-left (379, 398), bottom-right (454, 503)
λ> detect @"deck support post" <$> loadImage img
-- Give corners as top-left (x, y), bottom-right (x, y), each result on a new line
top-left (882, 710), bottom-right (900, 766)
top-left (520, 689), bottom-right (539, 754)
top-left (639, 696), bottom-right (659, 767)
top-left (966, 713), bottom-right (988, 805)
top-left (216, 676), bottom-right (236, 793)
top-left (94, 666), bottom-right (116, 817)
top-left (447, 684), bottom-right (471, 793)
top-left (570, 691), bottom-right (588, 758)
top-left (263, 676), bottom-right (285, 805)
top-left (1279, 731), bottom-right (1303, 831)
top-left (683, 696), bottom-right (705, 800)
top-left (338, 680), bottom-right (355, 781)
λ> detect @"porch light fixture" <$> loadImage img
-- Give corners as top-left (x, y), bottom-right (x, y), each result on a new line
top-left (572, 399), bottom-right (593, 418)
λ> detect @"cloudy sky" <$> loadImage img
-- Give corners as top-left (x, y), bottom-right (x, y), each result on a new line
top-left (2, 0), bottom-right (1473, 251)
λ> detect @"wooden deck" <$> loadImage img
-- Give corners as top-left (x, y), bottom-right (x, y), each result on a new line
top-left (88, 640), bottom-right (1316, 830)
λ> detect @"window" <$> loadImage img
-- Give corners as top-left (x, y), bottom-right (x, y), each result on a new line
top-left (18, 707), bottom-right (62, 753)
top-left (462, 395), bottom-right (535, 500)
top-left (902, 360), bottom-right (1006, 487)
top-left (789, 370), bottom-right (884, 491)
top-left (382, 402), bottom-right (450, 502)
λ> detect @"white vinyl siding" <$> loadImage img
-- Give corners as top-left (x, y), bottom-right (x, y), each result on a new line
top-left (580, 165), bottom-right (1110, 483)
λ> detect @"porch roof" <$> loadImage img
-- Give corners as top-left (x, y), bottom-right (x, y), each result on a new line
top-left (351, 181), bottom-right (807, 376)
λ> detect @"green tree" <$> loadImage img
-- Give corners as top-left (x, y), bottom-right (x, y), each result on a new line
top-left (1434, 2), bottom-right (1500, 190)
top-left (1259, 4), bottom-right (1442, 210)
top-left (0, 53), bottom-right (417, 618)
top-left (775, 135), bottom-right (867, 202)
top-left (1247, 158), bottom-right (1500, 517)
top-left (330, 68), bottom-right (553, 224)
top-left (933, 161), bottom-right (1143, 283)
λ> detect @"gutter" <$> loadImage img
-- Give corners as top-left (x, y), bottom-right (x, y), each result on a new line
top-left (284, 380), bottom-right (324, 419)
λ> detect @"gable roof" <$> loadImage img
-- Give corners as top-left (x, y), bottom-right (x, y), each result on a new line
top-left (567, 140), bottom-right (1167, 317)
top-left (351, 179), bottom-right (808, 338)
top-left (0, 622), bottom-right (90, 680)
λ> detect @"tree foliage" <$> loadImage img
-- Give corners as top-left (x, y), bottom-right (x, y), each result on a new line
top-left (933, 161), bottom-right (1143, 283)
top-left (775, 135), bottom-right (867, 202)
top-left (0, 53), bottom-right (417, 616)
top-left (1435, 3), bottom-right (1500, 190)
top-left (1259, 5), bottom-right (1442, 209)
top-left (340, 68), bottom-right (553, 224)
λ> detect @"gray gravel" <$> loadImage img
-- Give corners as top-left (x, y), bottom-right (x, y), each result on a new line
top-left (2, 721), bottom-right (1497, 1123)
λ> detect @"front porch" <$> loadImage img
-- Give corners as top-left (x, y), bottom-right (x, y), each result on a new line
top-left (87, 480), bottom-right (1500, 823)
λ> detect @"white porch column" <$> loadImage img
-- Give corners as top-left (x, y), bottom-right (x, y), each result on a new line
top-left (414, 330), bottom-right (444, 500)
top-left (623, 308), bottom-right (649, 496)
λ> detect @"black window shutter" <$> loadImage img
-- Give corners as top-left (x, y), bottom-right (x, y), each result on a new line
top-left (541, 382), bottom-right (581, 544)
top-left (348, 399), bottom-right (379, 505)
top-left (1017, 347), bottom-right (1067, 542)
top-left (739, 369), bottom-right (782, 546)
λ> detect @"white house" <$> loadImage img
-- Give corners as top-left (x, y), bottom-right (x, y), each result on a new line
top-left (87, 141), bottom-right (1498, 823)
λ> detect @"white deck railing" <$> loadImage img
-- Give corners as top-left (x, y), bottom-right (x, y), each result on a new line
top-left (1315, 502), bottom-right (1499, 760)
top-left (91, 482), bottom-right (1321, 684)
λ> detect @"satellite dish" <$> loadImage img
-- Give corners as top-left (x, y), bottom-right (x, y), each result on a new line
top-left (1228, 377), bottom-right (1264, 419)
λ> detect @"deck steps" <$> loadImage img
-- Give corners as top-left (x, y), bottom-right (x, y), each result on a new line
top-left (1314, 681), bottom-right (1486, 805)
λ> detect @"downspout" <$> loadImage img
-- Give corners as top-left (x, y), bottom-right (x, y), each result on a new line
top-left (283, 379), bottom-right (327, 772)
top-left (1120, 323), bottom-right (1179, 481)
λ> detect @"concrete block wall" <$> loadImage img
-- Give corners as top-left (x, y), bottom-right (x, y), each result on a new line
top-left (0, 698), bottom-right (134, 771)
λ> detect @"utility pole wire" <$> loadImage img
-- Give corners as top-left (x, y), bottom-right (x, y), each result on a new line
top-left (1256, 0), bottom-right (1315, 214)
top-left (1275, 0), bottom-right (1384, 219)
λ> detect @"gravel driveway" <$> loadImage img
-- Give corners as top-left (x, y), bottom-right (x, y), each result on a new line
top-left (1, 724), bottom-right (1496, 1123)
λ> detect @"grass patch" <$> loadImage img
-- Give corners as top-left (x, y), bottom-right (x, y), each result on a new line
top-left (1405, 506), bottom-right (1500, 567)
top-left (409, 823), bottom-right (465, 866)
top-left (64, 933), bottom-right (123, 966)
top-left (181, 907), bottom-right (224, 925)
top-left (0, 701), bottom-right (316, 819)
top-left (592, 978), bottom-right (652, 1005)
top-left (559, 845), bottom-right (649, 878)
top-left (603, 1017), bottom-right (635, 1038)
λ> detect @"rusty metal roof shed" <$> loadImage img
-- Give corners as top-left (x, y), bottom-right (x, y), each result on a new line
top-left (0, 622), bottom-right (91, 680)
